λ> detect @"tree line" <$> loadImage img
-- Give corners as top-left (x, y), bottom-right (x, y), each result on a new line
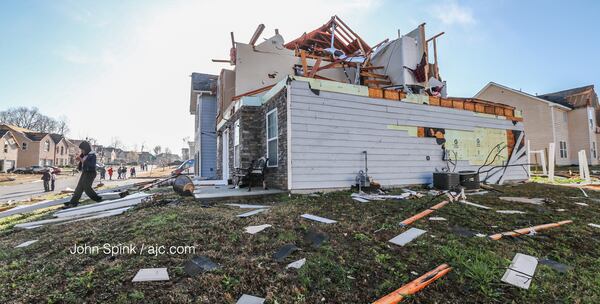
top-left (0, 106), bottom-right (69, 135)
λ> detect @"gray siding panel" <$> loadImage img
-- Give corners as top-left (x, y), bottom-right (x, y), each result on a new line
top-left (200, 96), bottom-right (217, 178)
top-left (288, 81), bottom-right (527, 190)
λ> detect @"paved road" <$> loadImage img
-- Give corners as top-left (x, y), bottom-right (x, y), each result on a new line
top-left (0, 174), bottom-right (144, 203)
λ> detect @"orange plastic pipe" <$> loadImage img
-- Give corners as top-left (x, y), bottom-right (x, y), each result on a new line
top-left (373, 264), bottom-right (452, 304)
top-left (488, 220), bottom-right (573, 240)
top-left (400, 201), bottom-right (449, 226)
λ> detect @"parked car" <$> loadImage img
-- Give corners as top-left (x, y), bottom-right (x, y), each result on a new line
top-left (172, 159), bottom-right (194, 176)
top-left (12, 167), bottom-right (31, 174)
top-left (30, 166), bottom-right (46, 174)
top-left (46, 166), bottom-right (61, 174)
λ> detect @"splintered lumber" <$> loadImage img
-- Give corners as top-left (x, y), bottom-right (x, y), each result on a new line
top-left (488, 220), bottom-right (573, 240)
top-left (400, 201), bottom-right (448, 226)
top-left (373, 264), bottom-right (452, 304)
top-left (300, 50), bottom-right (308, 76)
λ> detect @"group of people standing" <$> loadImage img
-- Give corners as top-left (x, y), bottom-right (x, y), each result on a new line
top-left (104, 165), bottom-right (142, 180)
top-left (41, 168), bottom-right (57, 192)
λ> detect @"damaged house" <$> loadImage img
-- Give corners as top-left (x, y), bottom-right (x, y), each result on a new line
top-left (196, 16), bottom-right (528, 192)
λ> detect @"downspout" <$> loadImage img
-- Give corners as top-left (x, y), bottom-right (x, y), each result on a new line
top-left (550, 105), bottom-right (556, 164)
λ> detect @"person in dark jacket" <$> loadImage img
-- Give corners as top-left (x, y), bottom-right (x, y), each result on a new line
top-left (41, 169), bottom-right (51, 192)
top-left (64, 141), bottom-right (102, 208)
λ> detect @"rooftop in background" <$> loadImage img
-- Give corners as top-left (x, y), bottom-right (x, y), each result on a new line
top-left (538, 85), bottom-right (598, 109)
top-left (23, 132), bottom-right (48, 141)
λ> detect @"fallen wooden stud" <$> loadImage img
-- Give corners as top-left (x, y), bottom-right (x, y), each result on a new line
top-left (372, 263), bottom-right (452, 304)
top-left (400, 201), bottom-right (448, 227)
top-left (488, 220), bottom-right (573, 240)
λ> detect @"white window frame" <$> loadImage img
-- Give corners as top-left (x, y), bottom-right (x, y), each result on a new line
top-left (559, 141), bottom-right (567, 159)
top-left (266, 108), bottom-right (278, 167)
top-left (233, 119), bottom-right (241, 168)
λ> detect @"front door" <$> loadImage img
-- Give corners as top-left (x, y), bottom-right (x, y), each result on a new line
top-left (222, 130), bottom-right (229, 181)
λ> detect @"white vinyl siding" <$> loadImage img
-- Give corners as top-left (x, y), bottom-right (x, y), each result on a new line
top-left (266, 109), bottom-right (278, 167)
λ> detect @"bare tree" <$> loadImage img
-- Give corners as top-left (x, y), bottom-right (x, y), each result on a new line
top-left (153, 145), bottom-right (162, 156)
top-left (0, 107), bottom-right (69, 134)
top-left (110, 137), bottom-right (123, 149)
top-left (57, 116), bottom-right (70, 135)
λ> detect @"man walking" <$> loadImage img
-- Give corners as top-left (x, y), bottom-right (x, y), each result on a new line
top-left (64, 141), bottom-right (102, 208)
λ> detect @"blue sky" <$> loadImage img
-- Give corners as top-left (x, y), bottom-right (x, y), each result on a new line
top-left (0, 0), bottom-right (598, 153)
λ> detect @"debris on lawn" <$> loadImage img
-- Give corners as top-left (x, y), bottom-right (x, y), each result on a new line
top-left (184, 256), bottom-right (220, 276)
top-left (132, 268), bottom-right (170, 282)
top-left (400, 201), bottom-right (448, 226)
top-left (301, 213), bottom-right (337, 224)
top-left (273, 244), bottom-right (299, 261)
top-left (466, 190), bottom-right (489, 196)
top-left (286, 258), bottom-right (306, 269)
top-left (588, 223), bottom-right (600, 229)
top-left (350, 192), bottom-right (411, 202)
top-left (236, 294), bottom-right (265, 304)
top-left (237, 209), bottom-right (268, 218)
top-left (428, 216), bottom-right (447, 221)
top-left (225, 203), bottom-right (271, 209)
top-left (172, 175), bottom-right (195, 196)
top-left (14, 240), bottom-right (38, 248)
top-left (459, 200), bottom-right (492, 210)
top-left (538, 258), bottom-right (572, 273)
top-left (304, 230), bottom-right (328, 247)
top-left (556, 208), bottom-right (567, 212)
top-left (244, 224), bottom-right (272, 234)
top-left (489, 220), bottom-right (573, 240)
top-left (499, 197), bottom-right (545, 205)
top-left (501, 253), bottom-right (538, 289)
top-left (574, 202), bottom-right (589, 207)
top-left (373, 263), bottom-right (452, 303)
top-left (495, 210), bottom-right (526, 214)
top-left (389, 228), bottom-right (427, 246)
top-left (450, 226), bottom-right (478, 238)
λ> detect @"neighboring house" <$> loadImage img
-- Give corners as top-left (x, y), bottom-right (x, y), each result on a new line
top-left (181, 147), bottom-right (190, 160)
top-left (475, 82), bottom-right (599, 166)
top-left (50, 134), bottom-right (71, 166)
top-left (138, 151), bottom-right (155, 164)
top-left (190, 72), bottom-right (218, 179)
top-left (0, 124), bottom-right (60, 167)
top-left (0, 130), bottom-right (20, 172)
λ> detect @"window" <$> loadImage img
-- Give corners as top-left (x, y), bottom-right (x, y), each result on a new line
top-left (559, 141), bottom-right (567, 158)
top-left (266, 109), bottom-right (278, 167)
top-left (44, 140), bottom-right (50, 152)
top-left (233, 119), bottom-right (241, 168)
top-left (22, 142), bottom-right (27, 150)
top-left (590, 108), bottom-right (596, 129)
top-left (3, 141), bottom-right (7, 153)
top-left (60, 146), bottom-right (64, 155)
top-left (593, 142), bottom-right (597, 159)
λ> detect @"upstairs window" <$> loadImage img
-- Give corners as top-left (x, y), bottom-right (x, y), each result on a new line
top-left (44, 140), bottom-right (50, 152)
top-left (22, 142), bottom-right (27, 150)
top-left (266, 109), bottom-right (278, 167)
top-left (3, 141), bottom-right (7, 153)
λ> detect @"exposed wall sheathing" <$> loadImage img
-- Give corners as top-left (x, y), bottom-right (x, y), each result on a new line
top-left (288, 80), bottom-right (527, 191)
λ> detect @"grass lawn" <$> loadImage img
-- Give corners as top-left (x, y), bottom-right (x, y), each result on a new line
top-left (0, 183), bottom-right (599, 303)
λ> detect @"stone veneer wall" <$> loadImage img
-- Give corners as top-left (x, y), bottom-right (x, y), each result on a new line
top-left (216, 88), bottom-right (288, 189)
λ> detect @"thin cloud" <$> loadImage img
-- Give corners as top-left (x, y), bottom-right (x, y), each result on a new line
top-left (431, 1), bottom-right (476, 26)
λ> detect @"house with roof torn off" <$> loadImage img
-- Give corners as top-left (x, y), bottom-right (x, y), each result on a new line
top-left (476, 82), bottom-right (599, 166)
top-left (191, 16), bottom-right (529, 192)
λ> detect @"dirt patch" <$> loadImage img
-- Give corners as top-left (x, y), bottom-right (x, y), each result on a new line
top-left (0, 182), bottom-right (599, 303)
